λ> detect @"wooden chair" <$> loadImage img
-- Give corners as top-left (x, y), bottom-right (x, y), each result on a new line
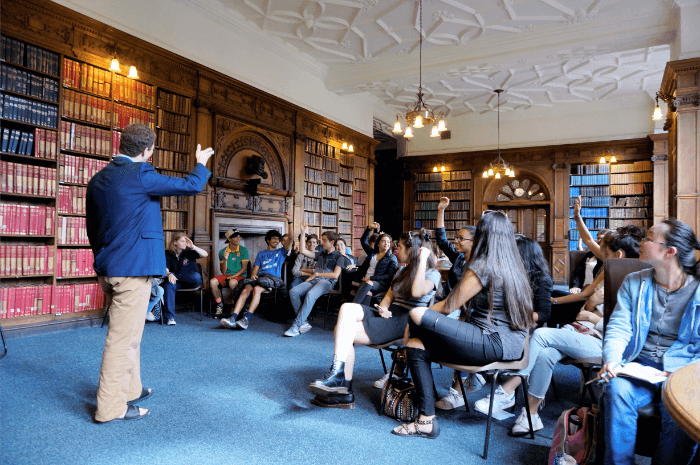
top-left (436, 332), bottom-right (534, 460)
top-left (569, 249), bottom-right (589, 289)
top-left (175, 263), bottom-right (205, 321)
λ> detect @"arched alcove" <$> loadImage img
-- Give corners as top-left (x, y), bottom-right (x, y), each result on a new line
top-left (215, 129), bottom-right (287, 191)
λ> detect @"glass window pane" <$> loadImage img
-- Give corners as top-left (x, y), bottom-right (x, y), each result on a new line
top-left (536, 208), bottom-right (547, 242)
top-left (523, 209), bottom-right (534, 239)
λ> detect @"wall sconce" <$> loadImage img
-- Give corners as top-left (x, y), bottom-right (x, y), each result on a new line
top-left (348, 144), bottom-right (353, 153)
top-left (110, 58), bottom-right (121, 72)
top-left (433, 162), bottom-right (446, 172)
top-left (599, 156), bottom-right (617, 164)
top-left (340, 142), bottom-right (354, 153)
top-left (342, 142), bottom-right (348, 150)
top-left (652, 92), bottom-right (663, 121)
top-left (128, 66), bottom-right (139, 79)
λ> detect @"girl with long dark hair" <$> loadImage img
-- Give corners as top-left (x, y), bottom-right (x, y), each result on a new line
top-left (352, 223), bottom-right (399, 306)
top-left (392, 211), bottom-right (534, 438)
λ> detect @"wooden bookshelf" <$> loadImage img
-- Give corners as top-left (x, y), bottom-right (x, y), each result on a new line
top-left (413, 170), bottom-right (472, 241)
top-left (568, 160), bottom-right (653, 249)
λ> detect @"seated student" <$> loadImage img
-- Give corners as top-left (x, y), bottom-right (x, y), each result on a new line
top-left (308, 230), bottom-right (440, 409)
top-left (357, 232), bottom-right (379, 265)
top-left (570, 228), bottom-right (610, 293)
top-left (220, 229), bottom-right (292, 330)
top-left (475, 226), bottom-right (642, 436)
top-left (145, 278), bottom-right (165, 322)
top-left (600, 219), bottom-right (699, 465)
top-left (290, 233), bottom-right (318, 289)
top-left (391, 211), bottom-right (534, 439)
top-left (335, 237), bottom-right (357, 269)
top-left (211, 229), bottom-right (249, 318)
top-left (163, 232), bottom-right (208, 326)
top-left (284, 226), bottom-right (344, 337)
top-left (352, 223), bottom-right (398, 307)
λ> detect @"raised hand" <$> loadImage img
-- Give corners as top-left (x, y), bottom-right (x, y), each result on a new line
top-left (195, 144), bottom-right (215, 166)
top-left (301, 221), bottom-right (309, 232)
top-left (185, 237), bottom-right (194, 249)
top-left (223, 249), bottom-right (230, 260)
top-left (373, 222), bottom-right (380, 231)
top-left (574, 195), bottom-right (582, 218)
top-left (419, 246), bottom-right (432, 261)
top-left (438, 197), bottom-right (450, 210)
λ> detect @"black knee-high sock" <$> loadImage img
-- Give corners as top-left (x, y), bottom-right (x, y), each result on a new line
top-left (406, 347), bottom-right (435, 416)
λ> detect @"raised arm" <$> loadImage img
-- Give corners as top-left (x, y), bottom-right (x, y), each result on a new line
top-left (411, 247), bottom-right (436, 298)
top-left (573, 195), bottom-right (604, 261)
top-left (298, 222), bottom-right (315, 259)
top-left (435, 197), bottom-right (460, 263)
top-left (553, 269), bottom-right (604, 305)
top-left (360, 223), bottom-right (379, 255)
top-left (185, 237), bottom-right (208, 258)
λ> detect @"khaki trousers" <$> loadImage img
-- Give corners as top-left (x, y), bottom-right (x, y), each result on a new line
top-left (95, 276), bottom-right (151, 422)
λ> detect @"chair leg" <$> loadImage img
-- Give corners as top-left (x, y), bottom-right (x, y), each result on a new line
top-left (551, 376), bottom-right (560, 403)
top-left (198, 290), bottom-right (203, 321)
top-left (519, 375), bottom-right (536, 439)
top-left (455, 372), bottom-right (471, 413)
top-left (101, 308), bottom-right (109, 328)
top-left (379, 348), bottom-right (387, 374)
top-left (483, 369), bottom-right (500, 459)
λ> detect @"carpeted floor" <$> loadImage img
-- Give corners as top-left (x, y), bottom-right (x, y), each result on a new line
top-left (1, 311), bottom-right (590, 465)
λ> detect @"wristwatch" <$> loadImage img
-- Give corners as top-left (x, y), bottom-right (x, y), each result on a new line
top-left (552, 298), bottom-right (558, 305)
top-left (314, 272), bottom-right (319, 278)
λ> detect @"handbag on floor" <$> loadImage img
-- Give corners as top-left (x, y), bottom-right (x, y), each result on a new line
top-left (548, 405), bottom-right (598, 465)
top-left (380, 348), bottom-right (418, 422)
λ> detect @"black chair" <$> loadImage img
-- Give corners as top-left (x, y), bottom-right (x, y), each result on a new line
top-left (175, 263), bottom-right (206, 321)
top-left (569, 249), bottom-right (589, 289)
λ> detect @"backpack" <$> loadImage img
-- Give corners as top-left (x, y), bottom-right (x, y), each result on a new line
top-left (549, 405), bottom-right (598, 465)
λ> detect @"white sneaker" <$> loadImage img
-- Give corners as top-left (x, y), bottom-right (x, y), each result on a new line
top-left (511, 407), bottom-right (544, 436)
top-left (167, 318), bottom-right (176, 326)
top-left (463, 373), bottom-right (486, 395)
top-left (435, 388), bottom-right (465, 410)
top-left (474, 385), bottom-right (515, 414)
top-left (373, 373), bottom-right (391, 389)
top-left (299, 322), bottom-right (312, 333)
top-left (220, 318), bottom-right (235, 329)
top-left (145, 312), bottom-right (156, 322)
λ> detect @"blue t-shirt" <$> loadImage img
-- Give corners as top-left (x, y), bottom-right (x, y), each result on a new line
top-left (254, 248), bottom-right (287, 278)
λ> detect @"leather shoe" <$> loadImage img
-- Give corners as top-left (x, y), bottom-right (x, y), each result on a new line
top-left (309, 360), bottom-right (351, 395)
top-left (128, 387), bottom-right (153, 405)
top-left (310, 391), bottom-right (355, 410)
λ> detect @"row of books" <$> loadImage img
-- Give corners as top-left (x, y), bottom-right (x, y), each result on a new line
top-left (59, 121), bottom-right (111, 156)
top-left (353, 191), bottom-right (367, 205)
top-left (415, 191), bottom-right (471, 201)
top-left (442, 221), bottom-right (468, 230)
top-left (354, 179), bottom-right (367, 192)
top-left (339, 166), bottom-right (353, 180)
top-left (305, 152), bottom-right (323, 170)
top-left (153, 149), bottom-right (189, 171)
top-left (321, 214), bottom-right (337, 227)
top-left (354, 167), bottom-right (367, 180)
top-left (339, 181), bottom-right (352, 196)
top-left (324, 185), bottom-right (339, 199)
top-left (306, 226), bottom-right (321, 238)
top-left (57, 185), bottom-right (86, 215)
top-left (1, 93), bottom-right (59, 128)
top-left (609, 172), bottom-right (653, 185)
top-left (569, 186), bottom-right (610, 197)
top-left (416, 182), bottom-right (445, 191)
top-left (415, 219), bottom-right (437, 229)
top-left (612, 196), bottom-right (651, 207)
top-left (325, 171), bottom-right (339, 185)
top-left (1, 128), bottom-right (34, 156)
top-left (0, 204), bottom-right (56, 235)
top-left (158, 91), bottom-right (192, 115)
top-left (114, 103), bottom-right (155, 131)
top-left (1, 63), bottom-right (60, 102)
top-left (610, 183), bottom-right (653, 196)
top-left (573, 164), bottom-right (610, 174)
top-left (339, 210), bottom-right (351, 222)
top-left (570, 174), bottom-right (609, 186)
top-left (568, 241), bottom-right (580, 251)
top-left (303, 197), bottom-right (321, 212)
top-left (353, 204), bottom-right (366, 216)
top-left (63, 59), bottom-right (112, 97)
top-left (59, 154), bottom-right (108, 185)
top-left (161, 211), bottom-right (187, 230)
top-left (442, 180), bottom-right (471, 191)
top-left (1, 36), bottom-right (61, 76)
top-left (325, 158), bottom-right (339, 172)
top-left (304, 211), bottom-right (320, 226)
top-left (569, 229), bottom-right (605, 244)
top-left (611, 161), bottom-right (652, 173)
top-left (0, 283), bottom-right (105, 318)
top-left (160, 196), bottom-right (187, 211)
top-left (610, 218), bottom-right (652, 229)
top-left (58, 216), bottom-right (88, 245)
top-left (568, 196), bottom-right (610, 207)
top-left (321, 199), bottom-right (338, 213)
top-left (112, 131), bottom-right (122, 157)
top-left (339, 222), bottom-right (352, 237)
top-left (62, 88), bottom-right (111, 126)
top-left (156, 109), bottom-right (189, 133)
top-left (339, 152), bottom-right (354, 166)
top-left (113, 75), bottom-right (155, 110)
top-left (568, 218), bottom-right (608, 230)
top-left (610, 207), bottom-right (650, 219)
top-left (338, 196), bottom-right (352, 209)
top-left (56, 248), bottom-right (95, 278)
top-left (445, 211), bottom-right (471, 221)
top-left (32, 128), bottom-right (59, 159)
top-left (416, 211), bottom-right (437, 220)
top-left (571, 207), bottom-right (609, 218)
top-left (304, 167), bottom-right (322, 183)
top-left (156, 128), bottom-right (189, 152)
top-left (304, 182), bottom-right (322, 198)
top-left (353, 226), bottom-right (365, 240)
top-left (354, 156), bottom-right (368, 168)
top-left (0, 245), bottom-right (54, 276)
top-left (415, 170), bottom-right (471, 182)
top-left (305, 139), bottom-right (335, 158)
top-left (1, 162), bottom-right (57, 196)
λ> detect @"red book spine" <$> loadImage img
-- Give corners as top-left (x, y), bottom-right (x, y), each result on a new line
top-left (19, 205), bottom-right (28, 235)
top-left (47, 245), bottom-right (53, 274)
top-left (7, 287), bottom-right (16, 318)
top-left (0, 287), bottom-right (6, 319)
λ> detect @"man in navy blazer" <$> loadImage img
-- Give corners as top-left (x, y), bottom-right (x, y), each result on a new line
top-left (87, 123), bottom-right (213, 423)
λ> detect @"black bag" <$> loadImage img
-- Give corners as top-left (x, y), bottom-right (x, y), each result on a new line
top-left (380, 348), bottom-right (418, 422)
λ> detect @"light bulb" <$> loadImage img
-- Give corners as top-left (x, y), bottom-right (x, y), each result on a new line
top-left (348, 144), bottom-right (354, 152)
top-left (430, 125), bottom-right (439, 137)
top-left (610, 156), bottom-right (617, 163)
top-left (393, 120), bottom-right (403, 133)
top-left (437, 118), bottom-right (446, 132)
top-left (342, 142), bottom-right (348, 150)
top-left (509, 170), bottom-right (515, 177)
top-left (414, 115), bottom-right (424, 128)
top-left (599, 157), bottom-right (606, 164)
top-left (505, 168), bottom-right (510, 176)
top-left (433, 166), bottom-right (438, 172)
top-left (128, 66), bottom-right (138, 79)
top-left (488, 168), bottom-right (494, 176)
top-left (495, 172), bottom-right (501, 179)
top-left (652, 106), bottom-right (663, 121)
top-left (404, 126), bottom-right (414, 138)
top-left (110, 59), bottom-right (120, 71)
top-left (482, 171), bottom-right (489, 178)
top-left (441, 165), bottom-right (445, 172)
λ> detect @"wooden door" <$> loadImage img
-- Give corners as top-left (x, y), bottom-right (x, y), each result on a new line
top-left (490, 205), bottom-right (551, 263)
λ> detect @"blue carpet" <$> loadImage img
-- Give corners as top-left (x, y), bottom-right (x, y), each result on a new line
top-left (1, 313), bottom-right (587, 465)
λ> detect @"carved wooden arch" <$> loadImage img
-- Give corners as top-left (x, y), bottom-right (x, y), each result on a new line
top-left (216, 129), bottom-right (287, 191)
top-left (482, 168), bottom-right (553, 203)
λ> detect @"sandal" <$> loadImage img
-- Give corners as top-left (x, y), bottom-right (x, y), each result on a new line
top-left (391, 417), bottom-right (440, 439)
top-left (128, 387), bottom-right (153, 404)
top-left (94, 404), bottom-right (150, 424)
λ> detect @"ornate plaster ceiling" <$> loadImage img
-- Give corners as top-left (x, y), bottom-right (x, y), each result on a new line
top-left (211, 0), bottom-right (675, 119)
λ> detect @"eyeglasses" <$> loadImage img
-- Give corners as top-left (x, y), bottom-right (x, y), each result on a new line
top-left (641, 237), bottom-right (669, 247)
top-left (456, 236), bottom-right (472, 242)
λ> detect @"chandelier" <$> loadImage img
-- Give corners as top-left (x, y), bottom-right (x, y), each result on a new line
top-left (482, 89), bottom-right (515, 179)
top-left (392, 0), bottom-right (447, 139)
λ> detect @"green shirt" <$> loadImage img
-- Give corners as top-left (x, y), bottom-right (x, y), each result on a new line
top-left (219, 245), bottom-right (248, 276)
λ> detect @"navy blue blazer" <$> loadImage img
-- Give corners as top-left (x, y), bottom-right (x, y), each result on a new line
top-left (86, 156), bottom-right (211, 277)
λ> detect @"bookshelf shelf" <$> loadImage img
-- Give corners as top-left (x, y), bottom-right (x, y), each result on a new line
top-left (156, 106), bottom-right (190, 117)
top-left (1, 59), bottom-right (60, 79)
top-left (58, 181), bottom-right (89, 187)
top-left (0, 192), bottom-right (54, 201)
top-left (0, 152), bottom-right (57, 164)
top-left (0, 274), bottom-right (54, 279)
top-left (61, 85), bottom-right (109, 101)
top-left (0, 234), bottom-right (54, 238)
top-left (56, 275), bottom-right (97, 280)
top-left (59, 149), bottom-right (110, 160)
top-left (60, 116), bottom-right (111, 130)
top-left (0, 117), bottom-right (57, 130)
top-left (1, 88), bottom-right (58, 105)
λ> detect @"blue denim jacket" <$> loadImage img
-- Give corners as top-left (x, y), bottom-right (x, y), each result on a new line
top-left (603, 268), bottom-right (700, 372)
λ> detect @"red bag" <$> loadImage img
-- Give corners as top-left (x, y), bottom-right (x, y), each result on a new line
top-left (548, 405), bottom-right (598, 465)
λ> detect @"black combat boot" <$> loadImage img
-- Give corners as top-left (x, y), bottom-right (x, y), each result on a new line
top-left (308, 360), bottom-right (351, 395)
top-left (310, 383), bottom-right (355, 410)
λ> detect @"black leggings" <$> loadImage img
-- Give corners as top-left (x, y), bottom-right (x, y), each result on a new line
top-left (407, 308), bottom-right (503, 416)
